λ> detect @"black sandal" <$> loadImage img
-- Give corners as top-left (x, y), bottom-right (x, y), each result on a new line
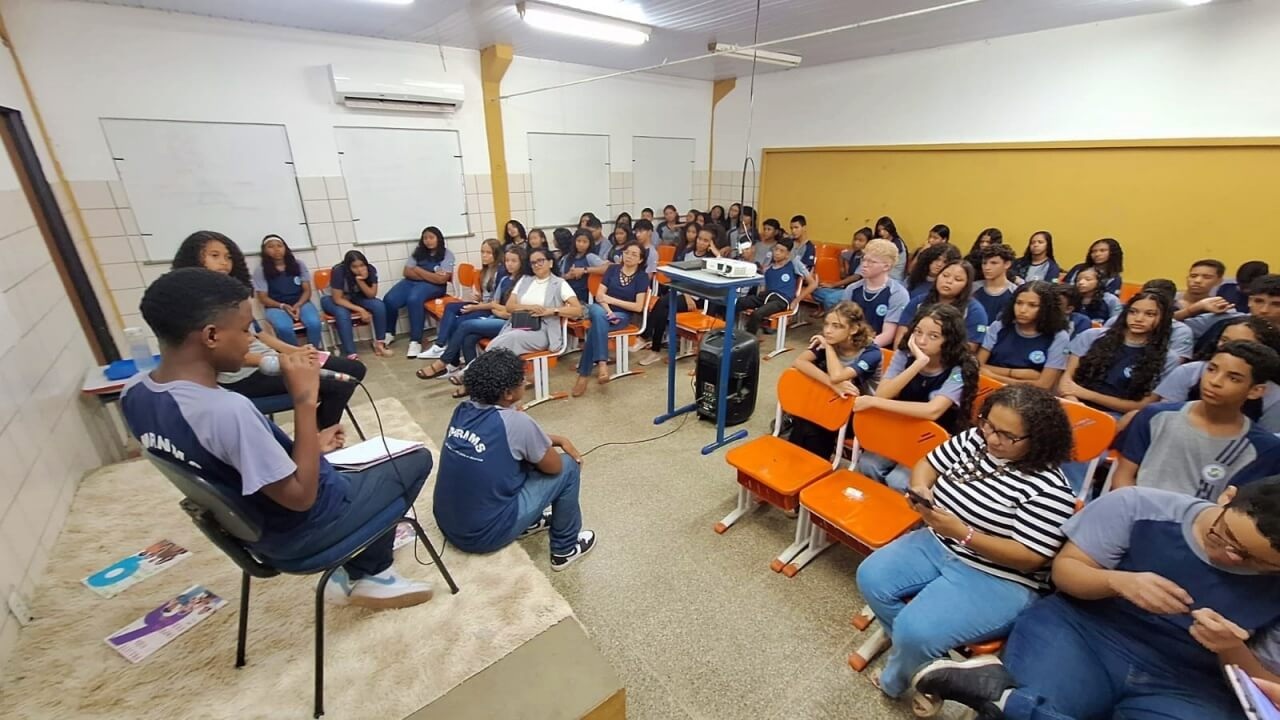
top-left (416, 364), bottom-right (448, 380)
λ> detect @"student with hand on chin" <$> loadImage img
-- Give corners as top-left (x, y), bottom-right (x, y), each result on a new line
top-left (122, 268), bottom-right (434, 609)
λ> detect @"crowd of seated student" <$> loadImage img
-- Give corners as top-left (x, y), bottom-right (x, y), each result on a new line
top-left (905, 223), bottom-right (949, 276)
top-left (839, 239), bottom-right (911, 347)
top-left (1062, 237), bottom-right (1125, 295)
top-left (253, 234), bottom-right (323, 348)
top-left (905, 240), bottom-right (961, 300)
top-left (874, 216), bottom-right (910, 281)
top-left (897, 258), bottom-right (988, 352)
top-left (635, 224), bottom-right (721, 367)
top-left (383, 226), bottom-right (456, 359)
top-left (573, 244), bottom-right (649, 397)
top-left (1011, 230), bottom-right (1059, 284)
top-left (321, 250), bottom-right (392, 359)
top-left (972, 244), bottom-right (1019, 322)
top-left (786, 302), bottom-right (882, 458)
top-left (1153, 316), bottom-right (1280, 432)
top-left (812, 226), bottom-right (872, 309)
top-left (1072, 266), bottom-right (1122, 322)
top-left (963, 227), bottom-right (1003, 274)
top-left (978, 281), bottom-right (1071, 392)
top-left (171, 231), bottom-right (365, 450)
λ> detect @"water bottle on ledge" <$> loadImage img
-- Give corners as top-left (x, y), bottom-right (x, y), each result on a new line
top-left (124, 327), bottom-right (155, 374)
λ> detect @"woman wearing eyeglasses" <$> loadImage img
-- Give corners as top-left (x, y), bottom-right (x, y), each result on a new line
top-left (854, 384), bottom-right (1077, 709)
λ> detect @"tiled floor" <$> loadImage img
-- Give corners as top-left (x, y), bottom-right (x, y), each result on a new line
top-left (358, 330), bottom-right (917, 720)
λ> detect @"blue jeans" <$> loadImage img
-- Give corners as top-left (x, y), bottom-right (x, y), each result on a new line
top-left (578, 305), bottom-right (630, 376)
top-left (320, 296), bottom-right (388, 356)
top-left (1001, 595), bottom-right (1239, 720)
top-left (383, 279), bottom-right (447, 342)
top-left (812, 286), bottom-right (845, 310)
top-left (264, 303), bottom-right (322, 346)
top-left (857, 450), bottom-right (912, 491)
top-left (442, 315), bottom-right (506, 366)
top-left (856, 529), bottom-right (1039, 698)
top-left (253, 448), bottom-right (431, 580)
top-left (432, 301), bottom-right (474, 347)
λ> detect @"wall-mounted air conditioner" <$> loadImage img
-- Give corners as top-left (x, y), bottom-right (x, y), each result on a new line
top-left (329, 65), bottom-right (465, 114)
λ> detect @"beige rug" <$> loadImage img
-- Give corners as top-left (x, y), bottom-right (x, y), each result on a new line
top-left (0, 398), bottom-right (575, 719)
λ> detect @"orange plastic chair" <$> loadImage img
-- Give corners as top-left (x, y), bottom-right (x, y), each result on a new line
top-left (750, 277), bottom-right (805, 360)
top-left (657, 245), bottom-right (676, 264)
top-left (973, 374), bottom-right (1006, 422)
top-left (880, 347), bottom-right (895, 369)
top-left (571, 275), bottom-right (651, 381)
top-left (717, 370), bottom-right (855, 551)
top-left (1059, 398), bottom-right (1119, 503)
top-left (425, 263), bottom-right (472, 321)
top-left (790, 409), bottom-right (947, 574)
top-left (1118, 282), bottom-right (1142, 303)
top-left (816, 243), bottom-right (844, 261)
top-left (456, 263), bottom-right (478, 298)
top-left (815, 256), bottom-right (842, 285)
top-left (477, 317), bottom-right (572, 410)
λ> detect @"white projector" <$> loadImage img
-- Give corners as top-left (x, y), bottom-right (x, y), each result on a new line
top-left (705, 257), bottom-right (758, 278)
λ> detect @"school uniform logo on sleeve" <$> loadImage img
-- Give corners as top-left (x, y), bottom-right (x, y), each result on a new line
top-left (1029, 350), bottom-right (1046, 364)
top-left (876, 304), bottom-right (888, 317)
top-left (293, 276), bottom-right (302, 285)
top-left (857, 360), bottom-right (869, 371)
top-left (977, 325), bottom-right (988, 334)
top-left (1201, 463), bottom-right (1227, 484)
top-left (950, 370), bottom-right (963, 384)
top-left (781, 273), bottom-right (791, 284)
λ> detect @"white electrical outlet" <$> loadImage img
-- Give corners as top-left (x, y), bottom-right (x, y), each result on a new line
top-left (8, 590), bottom-right (32, 627)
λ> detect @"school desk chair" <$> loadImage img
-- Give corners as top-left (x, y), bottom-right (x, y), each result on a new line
top-left (716, 369), bottom-right (855, 552)
top-left (814, 256), bottom-right (842, 285)
top-left (565, 273), bottom-right (605, 355)
top-left (144, 451), bottom-right (458, 719)
top-left (1059, 398), bottom-right (1119, 505)
top-left (252, 394), bottom-right (367, 442)
top-left (422, 263), bottom-right (476, 337)
top-left (478, 316), bottom-right (572, 410)
top-left (312, 268), bottom-right (353, 354)
top-left (973, 374), bottom-right (1006, 423)
top-left (1119, 282), bottom-right (1142, 303)
top-left (816, 243), bottom-right (844, 262)
top-left (785, 409), bottom-right (945, 580)
top-left (674, 299), bottom-right (725, 365)
top-left (743, 276), bottom-right (806, 360)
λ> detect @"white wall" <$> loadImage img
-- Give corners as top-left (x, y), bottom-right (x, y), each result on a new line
top-left (0, 33), bottom-right (116, 666)
top-left (3, 0), bottom-right (712, 344)
top-left (713, 0), bottom-right (1280, 170)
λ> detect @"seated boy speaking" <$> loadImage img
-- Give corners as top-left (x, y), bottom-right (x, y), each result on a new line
top-left (122, 268), bottom-right (433, 609)
top-left (434, 349), bottom-right (596, 571)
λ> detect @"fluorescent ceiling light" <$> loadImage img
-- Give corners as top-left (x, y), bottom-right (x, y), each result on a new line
top-left (517, 1), bottom-right (651, 46)
top-left (1180, 0), bottom-right (1212, 5)
top-left (711, 43), bottom-right (802, 69)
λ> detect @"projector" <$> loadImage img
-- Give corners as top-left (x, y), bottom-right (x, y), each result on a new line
top-left (705, 257), bottom-right (758, 278)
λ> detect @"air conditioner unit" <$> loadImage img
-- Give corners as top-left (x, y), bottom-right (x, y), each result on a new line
top-left (329, 65), bottom-right (464, 114)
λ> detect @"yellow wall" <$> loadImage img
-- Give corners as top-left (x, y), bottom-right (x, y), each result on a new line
top-left (758, 140), bottom-right (1280, 283)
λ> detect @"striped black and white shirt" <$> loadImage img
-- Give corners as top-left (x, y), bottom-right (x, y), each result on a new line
top-left (927, 428), bottom-right (1076, 590)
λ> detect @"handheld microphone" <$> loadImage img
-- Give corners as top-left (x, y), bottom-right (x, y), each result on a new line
top-left (258, 354), bottom-right (359, 383)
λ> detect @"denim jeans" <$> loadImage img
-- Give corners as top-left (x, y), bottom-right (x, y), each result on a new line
top-left (855, 529), bottom-right (1039, 698)
top-left (264, 303), bottom-right (322, 347)
top-left (578, 304), bottom-right (630, 376)
top-left (383, 279), bottom-right (447, 342)
top-left (320, 296), bottom-right (387, 356)
top-left (253, 448), bottom-right (432, 580)
top-left (1000, 594), bottom-right (1240, 720)
top-left (433, 301), bottom-right (474, 347)
top-left (812, 286), bottom-right (845, 310)
top-left (442, 315), bottom-right (506, 366)
top-left (856, 450), bottom-right (912, 491)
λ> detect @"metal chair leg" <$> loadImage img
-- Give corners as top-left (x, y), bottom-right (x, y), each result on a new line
top-left (236, 571), bottom-right (250, 668)
top-left (344, 406), bottom-right (366, 441)
top-left (314, 567), bottom-right (339, 719)
top-left (405, 517), bottom-right (459, 594)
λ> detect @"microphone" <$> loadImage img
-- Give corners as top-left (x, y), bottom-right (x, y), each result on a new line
top-left (258, 354), bottom-right (359, 383)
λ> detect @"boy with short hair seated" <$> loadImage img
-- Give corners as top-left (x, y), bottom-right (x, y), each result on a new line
top-left (739, 236), bottom-right (810, 337)
top-left (1112, 341), bottom-right (1280, 498)
top-left (840, 238), bottom-right (911, 347)
top-left (122, 268), bottom-right (433, 608)
top-left (915, 479), bottom-right (1280, 720)
top-left (434, 349), bottom-right (596, 571)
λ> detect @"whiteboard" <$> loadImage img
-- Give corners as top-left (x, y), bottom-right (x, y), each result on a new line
top-left (102, 119), bottom-right (308, 262)
top-left (633, 136), bottom-right (695, 215)
top-left (335, 127), bottom-right (468, 242)
top-left (528, 133), bottom-right (609, 228)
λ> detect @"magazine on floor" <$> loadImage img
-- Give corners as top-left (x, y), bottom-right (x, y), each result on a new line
top-left (105, 585), bottom-right (226, 663)
top-left (82, 539), bottom-right (191, 598)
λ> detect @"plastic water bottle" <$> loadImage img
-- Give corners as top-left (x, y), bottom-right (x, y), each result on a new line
top-left (124, 327), bottom-right (154, 373)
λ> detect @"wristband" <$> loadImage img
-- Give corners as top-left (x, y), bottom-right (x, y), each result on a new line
top-left (960, 525), bottom-right (974, 546)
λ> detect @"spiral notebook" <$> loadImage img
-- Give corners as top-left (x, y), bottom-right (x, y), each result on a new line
top-left (324, 436), bottom-right (424, 471)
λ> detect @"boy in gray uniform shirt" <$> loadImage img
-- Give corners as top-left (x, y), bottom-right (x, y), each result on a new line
top-left (1113, 341), bottom-right (1280, 499)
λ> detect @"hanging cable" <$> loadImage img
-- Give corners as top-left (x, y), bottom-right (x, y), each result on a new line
top-left (737, 0), bottom-right (764, 213)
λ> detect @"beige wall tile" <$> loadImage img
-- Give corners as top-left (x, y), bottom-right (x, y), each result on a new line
top-left (101, 262), bottom-right (143, 291)
top-left (81, 208), bottom-right (124, 237)
top-left (70, 180), bottom-right (113, 210)
top-left (329, 199), bottom-right (351, 223)
top-left (324, 176), bottom-right (346, 199)
top-left (297, 177), bottom-right (326, 201)
top-left (119, 209), bottom-right (139, 236)
top-left (90, 235), bottom-right (134, 264)
top-left (308, 222), bottom-right (337, 246)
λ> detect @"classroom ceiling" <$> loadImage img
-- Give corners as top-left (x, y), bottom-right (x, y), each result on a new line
top-left (79, 0), bottom-right (1222, 81)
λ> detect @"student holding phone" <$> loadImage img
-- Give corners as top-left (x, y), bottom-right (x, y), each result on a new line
top-left (855, 385), bottom-right (1077, 708)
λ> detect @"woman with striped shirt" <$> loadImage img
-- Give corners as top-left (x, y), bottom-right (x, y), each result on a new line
top-left (855, 385), bottom-right (1076, 706)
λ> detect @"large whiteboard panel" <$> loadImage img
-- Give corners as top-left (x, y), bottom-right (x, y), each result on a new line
top-left (102, 119), bottom-right (307, 261)
top-left (529, 133), bottom-right (609, 228)
top-left (335, 127), bottom-right (468, 243)
top-left (633, 136), bottom-right (695, 214)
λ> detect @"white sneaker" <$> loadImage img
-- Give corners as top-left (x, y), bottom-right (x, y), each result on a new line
top-left (406, 341), bottom-right (423, 358)
top-left (417, 344), bottom-right (446, 360)
top-left (348, 568), bottom-right (433, 609)
top-left (383, 333), bottom-right (395, 346)
top-left (323, 567), bottom-right (353, 606)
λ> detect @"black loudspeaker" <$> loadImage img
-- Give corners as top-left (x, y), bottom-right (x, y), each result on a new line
top-left (696, 330), bottom-right (759, 426)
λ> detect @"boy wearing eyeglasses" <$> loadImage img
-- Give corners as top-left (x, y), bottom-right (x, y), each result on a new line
top-left (1111, 341), bottom-right (1280, 499)
top-left (914, 477), bottom-right (1280, 720)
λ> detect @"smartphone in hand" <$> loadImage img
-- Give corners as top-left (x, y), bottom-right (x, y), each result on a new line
top-left (905, 488), bottom-right (935, 510)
